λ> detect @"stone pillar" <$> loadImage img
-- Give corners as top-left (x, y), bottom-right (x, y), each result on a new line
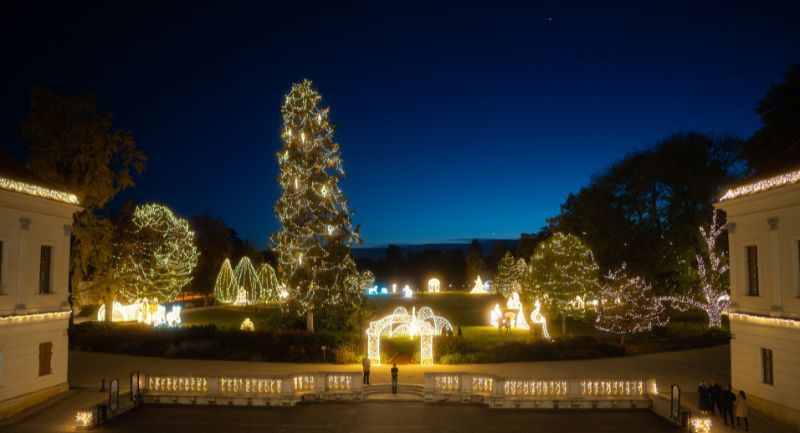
top-left (726, 222), bottom-right (738, 311)
top-left (15, 217), bottom-right (31, 311)
top-left (768, 217), bottom-right (783, 316)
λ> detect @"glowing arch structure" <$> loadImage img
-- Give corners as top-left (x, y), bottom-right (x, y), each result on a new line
top-left (427, 278), bottom-right (440, 293)
top-left (367, 306), bottom-right (453, 365)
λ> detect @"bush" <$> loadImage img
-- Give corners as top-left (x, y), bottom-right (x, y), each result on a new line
top-left (69, 322), bottom-right (360, 363)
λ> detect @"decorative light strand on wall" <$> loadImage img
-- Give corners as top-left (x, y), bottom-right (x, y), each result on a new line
top-left (0, 176), bottom-right (79, 204)
top-left (719, 168), bottom-right (800, 201)
top-left (0, 310), bottom-right (71, 324)
top-left (729, 312), bottom-right (800, 328)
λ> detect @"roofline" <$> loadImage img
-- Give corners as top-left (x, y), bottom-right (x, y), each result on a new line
top-left (718, 167), bottom-right (800, 202)
top-left (0, 175), bottom-right (80, 205)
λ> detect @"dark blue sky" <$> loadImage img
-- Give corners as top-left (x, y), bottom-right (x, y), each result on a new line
top-left (2, 2), bottom-right (798, 246)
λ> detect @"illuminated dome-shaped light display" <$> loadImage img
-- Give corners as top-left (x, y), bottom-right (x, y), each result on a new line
top-left (367, 306), bottom-right (453, 365)
top-left (214, 257), bottom-right (280, 305)
top-left (427, 278), bottom-right (440, 293)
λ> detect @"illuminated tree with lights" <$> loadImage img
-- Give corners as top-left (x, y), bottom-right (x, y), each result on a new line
top-left (272, 79), bottom-right (369, 332)
top-left (494, 252), bottom-right (527, 298)
top-left (525, 232), bottom-right (599, 336)
top-left (257, 263), bottom-right (280, 302)
top-left (662, 210), bottom-right (730, 328)
top-left (115, 204), bottom-right (199, 303)
top-left (214, 258), bottom-right (236, 303)
top-left (595, 264), bottom-right (668, 345)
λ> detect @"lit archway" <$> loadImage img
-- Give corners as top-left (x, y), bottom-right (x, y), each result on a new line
top-left (366, 306), bottom-right (453, 365)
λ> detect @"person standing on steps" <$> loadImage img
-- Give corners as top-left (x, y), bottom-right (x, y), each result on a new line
top-left (735, 390), bottom-right (749, 431)
top-left (391, 363), bottom-right (399, 394)
top-left (720, 385), bottom-right (736, 427)
top-left (362, 355), bottom-right (371, 385)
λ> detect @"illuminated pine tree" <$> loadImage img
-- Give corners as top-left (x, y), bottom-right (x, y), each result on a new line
top-left (525, 232), bottom-right (599, 335)
top-left (662, 210), bottom-right (730, 327)
top-left (214, 258), bottom-right (236, 303)
top-left (595, 264), bottom-right (668, 345)
top-left (116, 203), bottom-right (199, 303)
top-left (272, 79), bottom-right (367, 332)
top-left (494, 252), bottom-right (527, 297)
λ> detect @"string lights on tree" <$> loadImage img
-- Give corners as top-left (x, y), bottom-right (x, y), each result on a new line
top-left (595, 264), bottom-right (669, 345)
top-left (272, 79), bottom-right (372, 332)
top-left (115, 204), bottom-right (199, 303)
top-left (660, 210), bottom-right (730, 328)
top-left (525, 232), bottom-right (600, 335)
top-left (493, 252), bottom-right (527, 298)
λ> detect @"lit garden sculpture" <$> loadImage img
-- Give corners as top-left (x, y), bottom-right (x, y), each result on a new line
top-left (529, 300), bottom-right (551, 340)
top-left (402, 285), bottom-right (413, 298)
top-left (469, 276), bottom-right (490, 294)
top-left (489, 292), bottom-right (531, 330)
top-left (367, 306), bottom-right (453, 365)
top-left (214, 257), bottom-right (280, 305)
top-left (97, 299), bottom-right (181, 327)
top-left (427, 278), bottom-right (440, 293)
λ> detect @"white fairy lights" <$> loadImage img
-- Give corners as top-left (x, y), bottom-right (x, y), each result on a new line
top-left (0, 175), bottom-right (79, 204)
top-left (214, 257), bottom-right (280, 305)
top-left (690, 416), bottom-right (712, 433)
top-left (116, 204), bottom-right (198, 303)
top-left (0, 310), bottom-right (70, 325)
top-left (272, 79), bottom-right (370, 322)
top-left (719, 168), bottom-right (800, 201)
top-left (470, 276), bottom-right (490, 294)
top-left (728, 312), bottom-right (800, 329)
top-left (530, 299), bottom-right (551, 340)
top-left (595, 264), bottom-right (668, 342)
top-left (96, 300), bottom-right (181, 327)
top-left (240, 318), bottom-right (255, 331)
top-left (75, 410), bottom-right (93, 427)
top-left (367, 306), bottom-right (453, 365)
top-left (661, 211), bottom-right (729, 328)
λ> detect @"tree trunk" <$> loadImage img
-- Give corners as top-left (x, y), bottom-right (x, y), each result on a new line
top-left (561, 314), bottom-right (566, 337)
top-left (620, 334), bottom-right (625, 346)
top-left (307, 310), bottom-right (314, 333)
top-left (105, 296), bottom-right (113, 323)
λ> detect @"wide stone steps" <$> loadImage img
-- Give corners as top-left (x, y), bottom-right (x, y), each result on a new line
top-left (362, 383), bottom-right (424, 399)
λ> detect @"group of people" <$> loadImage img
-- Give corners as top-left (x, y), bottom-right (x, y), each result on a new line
top-left (698, 380), bottom-right (749, 430)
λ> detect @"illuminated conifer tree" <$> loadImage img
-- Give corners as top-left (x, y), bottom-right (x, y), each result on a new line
top-left (272, 79), bottom-right (369, 332)
top-left (525, 232), bottom-right (599, 335)
top-left (116, 203), bottom-right (199, 303)
top-left (257, 263), bottom-right (280, 302)
top-left (595, 264), bottom-right (668, 345)
top-left (494, 252), bottom-right (527, 298)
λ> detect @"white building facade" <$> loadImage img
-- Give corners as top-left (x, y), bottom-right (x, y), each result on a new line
top-left (716, 168), bottom-right (800, 429)
top-left (0, 153), bottom-right (80, 420)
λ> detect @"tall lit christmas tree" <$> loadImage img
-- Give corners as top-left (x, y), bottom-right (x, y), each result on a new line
top-left (272, 79), bottom-right (370, 332)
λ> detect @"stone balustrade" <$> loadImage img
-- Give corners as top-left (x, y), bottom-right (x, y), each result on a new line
top-left (424, 373), bottom-right (657, 409)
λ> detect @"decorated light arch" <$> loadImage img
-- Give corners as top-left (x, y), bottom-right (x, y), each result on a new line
top-left (427, 278), bottom-right (440, 293)
top-left (367, 306), bottom-right (453, 365)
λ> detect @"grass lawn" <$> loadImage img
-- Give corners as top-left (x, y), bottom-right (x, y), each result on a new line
top-left (181, 305), bottom-right (282, 329)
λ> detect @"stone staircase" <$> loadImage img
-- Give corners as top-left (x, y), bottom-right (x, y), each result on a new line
top-left (362, 383), bottom-right (424, 400)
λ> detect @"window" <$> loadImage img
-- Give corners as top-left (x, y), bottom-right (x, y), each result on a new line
top-left (39, 246), bottom-right (52, 294)
top-left (746, 245), bottom-right (759, 296)
top-left (761, 348), bottom-right (774, 385)
top-left (38, 342), bottom-right (52, 376)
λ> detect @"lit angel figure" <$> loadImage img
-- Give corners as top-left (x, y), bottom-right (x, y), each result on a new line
top-left (506, 292), bottom-right (529, 329)
top-left (402, 285), bottom-right (413, 298)
top-left (529, 300), bottom-right (551, 340)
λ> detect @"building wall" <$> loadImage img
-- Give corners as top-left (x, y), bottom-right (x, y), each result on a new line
top-left (0, 188), bottom-right (78, 419)
top-left (730, 318), bottom-right (800, 427)
top-left (717, 180), bottom-right (800, 430)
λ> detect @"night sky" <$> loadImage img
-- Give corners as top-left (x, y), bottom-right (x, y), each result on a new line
top-left (2, 2), bottom-right (798, 247)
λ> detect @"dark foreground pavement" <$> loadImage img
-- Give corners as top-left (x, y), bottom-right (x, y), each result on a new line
top-left (96, 403), bottom-right (676, 433)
